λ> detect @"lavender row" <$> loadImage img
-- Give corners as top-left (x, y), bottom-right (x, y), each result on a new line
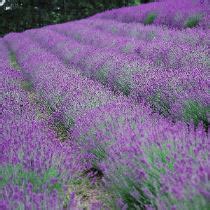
top-left (49, 19), bottom-right (209, 82)
top-left (92, 0), bottom-right (210, 29)
top-left (72, 102), bottom-right (210, 209)
top-left (23, 28), bottom-right (209, 126)
top-left (4, 33), bottom-right (121, 128)
top-left (3, 32), bottom-right (157, 180)
top-left (100, 121), bottom-right (210, 209)
top-left (49, 18), bottom-right (210, 50)
top-left (4, 34), bottom-right (210, 209)
top-left (4, 32), bottom-right (156, 139)
top-left (75, 18), bottom-right (210, 47)
top-left (0, 40), bottom-right (82, 209)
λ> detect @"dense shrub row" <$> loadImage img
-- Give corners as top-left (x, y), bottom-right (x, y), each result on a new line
top-left (0, 40), bottom-right (84, 209)
top-left (93, 0), bottom-right (210, 29)
top-left (21, 21), bottom-right (209, 127)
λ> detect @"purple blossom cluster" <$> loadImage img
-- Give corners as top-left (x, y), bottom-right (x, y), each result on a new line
top-left (1, 1), bottom-right (210, 209)
top-left (92, 0), bottom-right (210, 29)
top-left (0, 40), bottom-right (82, 209)
top-left (100, 120), bottom-right (210, 209)
top-left (15, 19), bottom-right (209, 125)
top-left (52, 20), bottom-right (209, 122)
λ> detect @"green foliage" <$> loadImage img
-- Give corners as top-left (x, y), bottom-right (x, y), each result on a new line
top-left (109, 173), bottom-right (151, 209)
top-left (66, 116), bottom-right (75, 128)
top-left (108, 142), bottom-right (177, 209)
top-left (91, 146), bottom-right (107, 162)
top-left (145, 143), bottom-right (175, 172)
top-left (128, 0), bottom-right (141, 6)
top-left (149, 92), bottom-right (170, 116)
top-left (53, 120), bottom-right (69, 141)
top-left (184, 15), bottom-right (202, 28)
top-left (115, 79), bottom-right (131, 96)
top-left (142, 143), bottom-right (175, 203)
top-left (20, 80), bottom-right (34, 92)
top-left (0, 164), bottom-right (62, 192)
top-left (144, 12), bottom-right (157, 25)
top-left (183, 100), bottom-right (209, 127)
top-left (95, 68), bottom-right (108, 85)
top-left (9, 52), bottom-right (21, 70)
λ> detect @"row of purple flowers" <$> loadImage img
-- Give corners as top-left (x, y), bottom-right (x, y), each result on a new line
top-left (17, 21), bottom-right (209, 127)
top-left (3, 29), bottom-right (210, 209)
top-left (0, 39), bottom-right (100, 209)
top-left (92, 0), bottom-right (210, 29)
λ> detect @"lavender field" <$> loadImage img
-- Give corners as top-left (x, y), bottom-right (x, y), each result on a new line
top-left (1, 0), bottom-right (210, 209)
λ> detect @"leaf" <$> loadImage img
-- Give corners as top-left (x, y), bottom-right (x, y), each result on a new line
top-left (43, 168), bottom-right (58, 183)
